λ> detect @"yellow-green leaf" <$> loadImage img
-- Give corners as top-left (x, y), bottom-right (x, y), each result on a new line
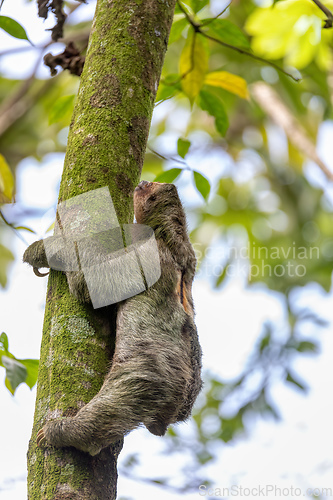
top-left (206, 19), bottom-right (251, 50)
top-left (177, 138), bottom-right (191, 158)
top-left (0, 244), bottom-right (14, 288)
top-left (0, 154), bottom-right (15, 203)
top-left (199, 89), bottom-right (229, 136)
top-left (193, 171), bottom-right (210, 201)
top-left (2, 356), bottom-right (27, 395)
top-left (204, 71), bottom-right (249, 100)
top-left (245, 0), bottom-right (333, 70)
top-left (154, 168), bottom-right (182, 183)
top-left (169, 17), bottom-right (188, 44)
top-left (19, 359), bottom-right (39, 389)
top-left (179, 30), bottom-right (209, 103)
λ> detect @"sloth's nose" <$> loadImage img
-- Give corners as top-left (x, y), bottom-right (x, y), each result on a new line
top-left (138, 180), bottom-right (150, 188)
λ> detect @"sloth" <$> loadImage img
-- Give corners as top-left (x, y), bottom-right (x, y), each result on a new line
top-left (23, 181), bottom-right (202, 456)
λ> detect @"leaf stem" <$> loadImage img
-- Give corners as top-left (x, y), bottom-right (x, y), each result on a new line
top-left (201, 32), bottom-right (300, 82)
top-left (200, 1), bottom-right (233, 27)
top-left (0, 210), bottom-right (28, 244)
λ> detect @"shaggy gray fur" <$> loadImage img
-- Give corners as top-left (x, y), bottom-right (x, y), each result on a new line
top-left (24, 181), bottom-right (202, 455)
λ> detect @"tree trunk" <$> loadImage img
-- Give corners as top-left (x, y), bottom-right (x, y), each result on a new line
top-left (27, 0), bottom-right (176, 498)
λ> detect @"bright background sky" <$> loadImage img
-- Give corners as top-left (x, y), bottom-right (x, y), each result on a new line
top-left (1, 1), bottom-right (333, 499)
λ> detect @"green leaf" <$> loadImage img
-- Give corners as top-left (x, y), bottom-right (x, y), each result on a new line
top-left (297, 341), bottom-right (318, 353)
top-left (193, 171), bottom-right (210, 201)
top-left (0, 244), bottom-right (14, 288)
top-left (220, 414), bottom-right (244, 442)
top-left (154, 168), bottom-right (182, 183)
top-left (179, 30), bottom-right (209, 103)
top-left (199, 89), bottom-right (229, 136)
top-left (207, 19), bottom-right (251, 50)
top-left (0, 153), bottom-right (15, 203)
top-left (177, 138), bottom-right (191, 158)
top-left (0, 332), bottom-right (9, 352)
top-left (49, 95), bottom-right (75, 125)
top-left (156, 74), bottom-right (181, 102)
top-left (19, 359), bottom-right (39, 389)
top-left (215, 259), bottom-right (232, 287)
top-left (169, 17), bottom-right (188, 44)
top-left (286, 371), bottom-right (307, 392)
top-left (0, 16), bottom-right (30, 42)
top-left (259, 331), bottom-right (271, 352)
top-left (2, 355), bottom-right (27, 395)
top-left (190, 0), bottom-right (209, 13)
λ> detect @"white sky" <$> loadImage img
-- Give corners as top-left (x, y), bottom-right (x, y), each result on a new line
top-left (1, 1), bottom-right (333, 499)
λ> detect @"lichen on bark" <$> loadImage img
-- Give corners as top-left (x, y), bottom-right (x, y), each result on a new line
top-left (27, 0), bottom-right (176, 498)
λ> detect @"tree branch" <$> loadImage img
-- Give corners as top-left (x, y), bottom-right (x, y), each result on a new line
top-left (177, 0), bottom-right (301, 82)
top-left (311, 0), bottom-right (333, 28)
top-left (201, 32), bottom-right (300, 82)
top-left (251, 82), bottom-right (333, 182)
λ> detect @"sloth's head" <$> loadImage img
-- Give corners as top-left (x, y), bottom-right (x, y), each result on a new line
top-left (133, 181), bottom-right (182, 228)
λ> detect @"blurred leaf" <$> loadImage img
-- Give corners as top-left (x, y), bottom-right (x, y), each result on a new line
top-left (0, 154), bottom-right (15, 203)
top-left (286, 371), bottom-right (307, 392)
top-left (156, 74), bottom-right (181, 102)
top-left (174, 2), bottom-right (192, 15)
top-left (190, 0), bottom-right (209, 13)
top-left (206, 18), bottom-right (251, 50)
top-left (0, 15), bottom-right (30, 43)
top-left (215, 258), bottom-right (232, 287)
top-left (297, 341), bottom-right (318, 353)
top-left (245, 1), bottom-right (332, 70)
top-left (0, 244), bottom-right (14, 288)
top-left (179, 30), bottom-right (209, 103)
top-left (0, 332), bottom-right (9, 352)
top-left (220, 414), bottom-right (244, 442)
top-left (122, 453), bottom-right (139, 469)
top-left (2, 355), bottom-right (27, 395)
top-left (169, 17), bottom-right (188, 44)
top-left (13, 225), bottom-right (36, 233)
top-left (197, 450), bottom-right (214, 464)
top-left (193, 171), bottom-right (210, 200)
top-left (19, 359), bottom-right (39, 389)
top-left (205, 71), bottom-right (249, 100)
top-left (154, 168), bottom-right (182, 183)
top-left (199, 89), bottom-right (229, 136)
top-left (259, 326), bottom-right (271, 352)
top-left (151, 478), bottom-right (167, 485)
top-left (0, 333), bottom-right (38, 394)
top-left (46, 221), bottom-right (55, 233)
top-left (49, 95), bottom-right (75, 125)
top-left (177, 137), bottom-right (191, 158)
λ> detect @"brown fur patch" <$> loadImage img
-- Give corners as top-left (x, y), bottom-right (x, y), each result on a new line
top-left (175, 271), bottom-right (191, 314)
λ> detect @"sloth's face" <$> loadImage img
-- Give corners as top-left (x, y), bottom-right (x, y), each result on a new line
top-left (133, 181), bottom-right (176, 224)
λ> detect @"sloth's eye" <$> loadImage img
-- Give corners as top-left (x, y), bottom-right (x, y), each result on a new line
top-left (149, 194), bottom-right (157, 202)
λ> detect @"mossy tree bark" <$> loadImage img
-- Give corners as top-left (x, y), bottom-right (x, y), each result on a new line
top-left (27, 0), bottom-right (176, 498)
